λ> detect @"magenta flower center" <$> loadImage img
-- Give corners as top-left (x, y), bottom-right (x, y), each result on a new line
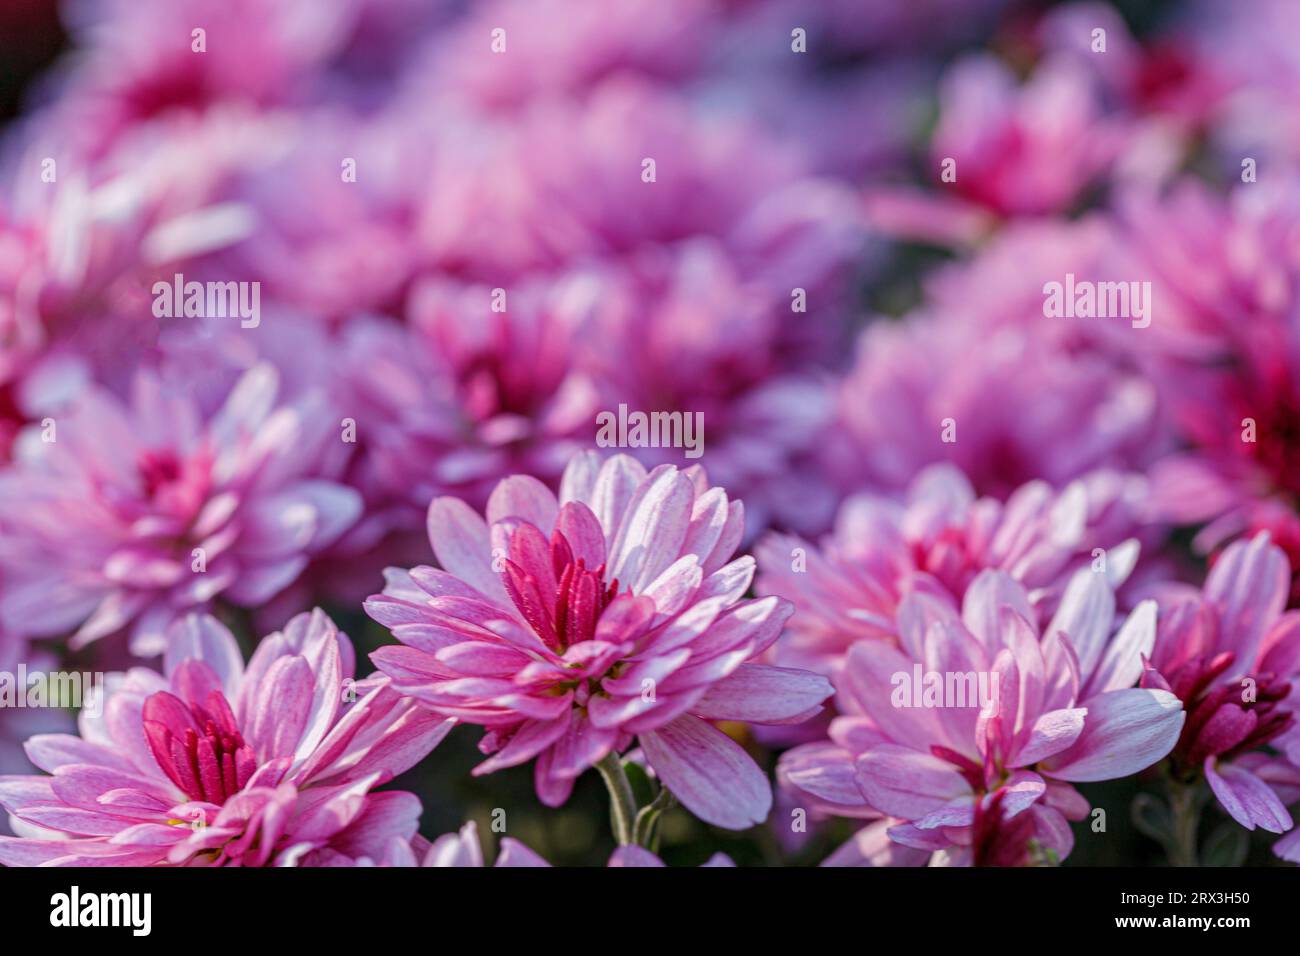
top-left (127, 445), bottom-right (214, 526)
top-left (1166, 652), bottom-right (1295, 772)
top-left (970, 789), bottom-right (1040, 867)
top-left (501, 528), bottom-right (620, 652)
top-left (1246, 395), bottom-right (1300, 498)
top-left (137, 448), bottom-right (184, 498)
top-left (931, 744), bottom-right (997, 793)
top-left (142, 689), bottom-right (257, 806)
top-left (912, 529), bottom-right (981, 597)
top-left (461, 350), bottom-right (547, 420)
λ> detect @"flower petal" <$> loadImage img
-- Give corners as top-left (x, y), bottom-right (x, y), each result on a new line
top-left (640, 714), bottom-right (771, 830)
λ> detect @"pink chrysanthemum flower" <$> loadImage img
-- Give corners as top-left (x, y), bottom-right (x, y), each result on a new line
top-left (1182, 0), bottom-right (1300, 164)
top-left (0, 363), bottom-right (360, 654)
top-left (415, 0), bottom-right (715, 113)
top-left (366, 452), bottom-right (833, 829)
top-left (0, 610), bottom-right (452, 866)
top-left (1107, 179), bottom-right (1300, 592)
top-left (578, 246), bottom-right (845, 536)
top-left (1140, 533), bottom-right (1300, 855)
top-left (932, 53), bottom-right (1124, 218)
top-left (780, 567), bottom-right (1185, 865)
top-left (337, 273), bottom-right (599, 532)
top-left (823, 312), bottom-right (1161, 502)
top-left (42, 0), bottom-right (444, 157)
top-left (758, 463), bottom-right (1145, 678)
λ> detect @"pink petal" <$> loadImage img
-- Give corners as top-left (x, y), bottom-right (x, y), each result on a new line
top-left (961, 570), bottom-right (1034, 652)
top-left (554, 501), bottom-right (606, 568)
top-left (487, 475), bottom-right (560, 532)
top-left (778, 742), bottom-right (869, 809)
top-left (1043, 568), bottom-right (1115, 684)
top-left (607, 465), bottom-right (694, 592)
top-left (1205, 757), bottom-right (1293, 834)
top-left (164, 614), bottom-right (244, 698)
top-left (608, 846), bottom-right (665, 867)
top-left (423, 822), bottom-right (485, 867)
top-left (639, 714), bottom-right (772, 830)
top-left (426, 496), bottom-right (509, 605)
top-left (854, 743), bottom-right (971, 819)
top-left (1204, 533), bottom-right (1288, 667)
top-left (840, 642), bottom-right (947, 754)
top-left (1010, 708), bottom-right (1087, 767)
top-left (495, 838), bottom-right (552, 867)
top-left (691, 663), bottom-right (832, 725)
top-left (1083, 599), bottom-right (1156, 697)
top-left (1041, 688), bottom-right (1184, 782)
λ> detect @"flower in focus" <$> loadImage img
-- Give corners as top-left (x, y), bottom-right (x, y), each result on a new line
top-left (0, 610), bottom-right (452, 866)
top-left (366, 451), bottom-right (833, 829)
top-left (780, 566), bottom-right (1185, 865)
top-left (1141, 533), bottom-right (1300, 854)
top-left (0, 363), bottom-right (360, 653)
top-left (757, 463), bottom-right (1143, 678)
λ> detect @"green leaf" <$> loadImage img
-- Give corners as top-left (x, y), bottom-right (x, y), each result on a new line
top-left (1130, 793), bottom-right (1173, 846)
top-left (622, 759), bottom-right (654, 808)
top-left (1200, 824), bottom-right (1249, 867)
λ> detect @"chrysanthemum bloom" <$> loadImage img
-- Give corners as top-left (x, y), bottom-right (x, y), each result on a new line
top-left (936, 54), bottom-right (1122, 214)
top-left (338, 272), bottom-right (600, 530)
top-left (1182, 0), bottom-right (1300, 162)
top-left (0, 363), bottom-right (360, 654)
top-left (204, 110), bottom-right (436, 322)
top-left (1140, 533), bottom-right (1300, 852)
top-left (578, 246), bottom-right (845, 536)
top-left (823, 311), bottom-right (1161, 503)
top-left (414, 77), bottom-right (817, 277)
top-left (397, 79), bottom-right (858, 539)
top-left (412, 78), bottom-right (860, 336)
top-left (1036, 3), bottom-right (1224, 133)
top-left (366, 452), bottom-right (834, 829)
top-left (780, 567), bottom-right (1185, 865)
top-left (1107, 179), bottom-right (1300, 593)
top-left (0, 610), bottom-right (451, 866)
top-left (40, 0), bottom-right (446, 156)
top-left (757, 463), bottom-right (1144, 678)
top-left (863, 54), bottom-right (1124, 247)
top-left (414, 0), bottom-right (716, 113)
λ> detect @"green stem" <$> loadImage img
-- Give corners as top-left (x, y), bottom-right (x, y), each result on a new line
top-left (1167, 781), bottom-right (1201, 867)
top-left (595, 753), bottom-right (638, 846)
top-left (633, 788), bottom-right (676, 849)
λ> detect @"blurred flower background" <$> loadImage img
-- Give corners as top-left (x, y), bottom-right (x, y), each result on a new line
top-left (1, 0), bottom-right (1299, 866)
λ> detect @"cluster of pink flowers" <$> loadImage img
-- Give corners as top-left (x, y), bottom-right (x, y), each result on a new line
top-left (0, 0), bottom-right (1298, 868)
